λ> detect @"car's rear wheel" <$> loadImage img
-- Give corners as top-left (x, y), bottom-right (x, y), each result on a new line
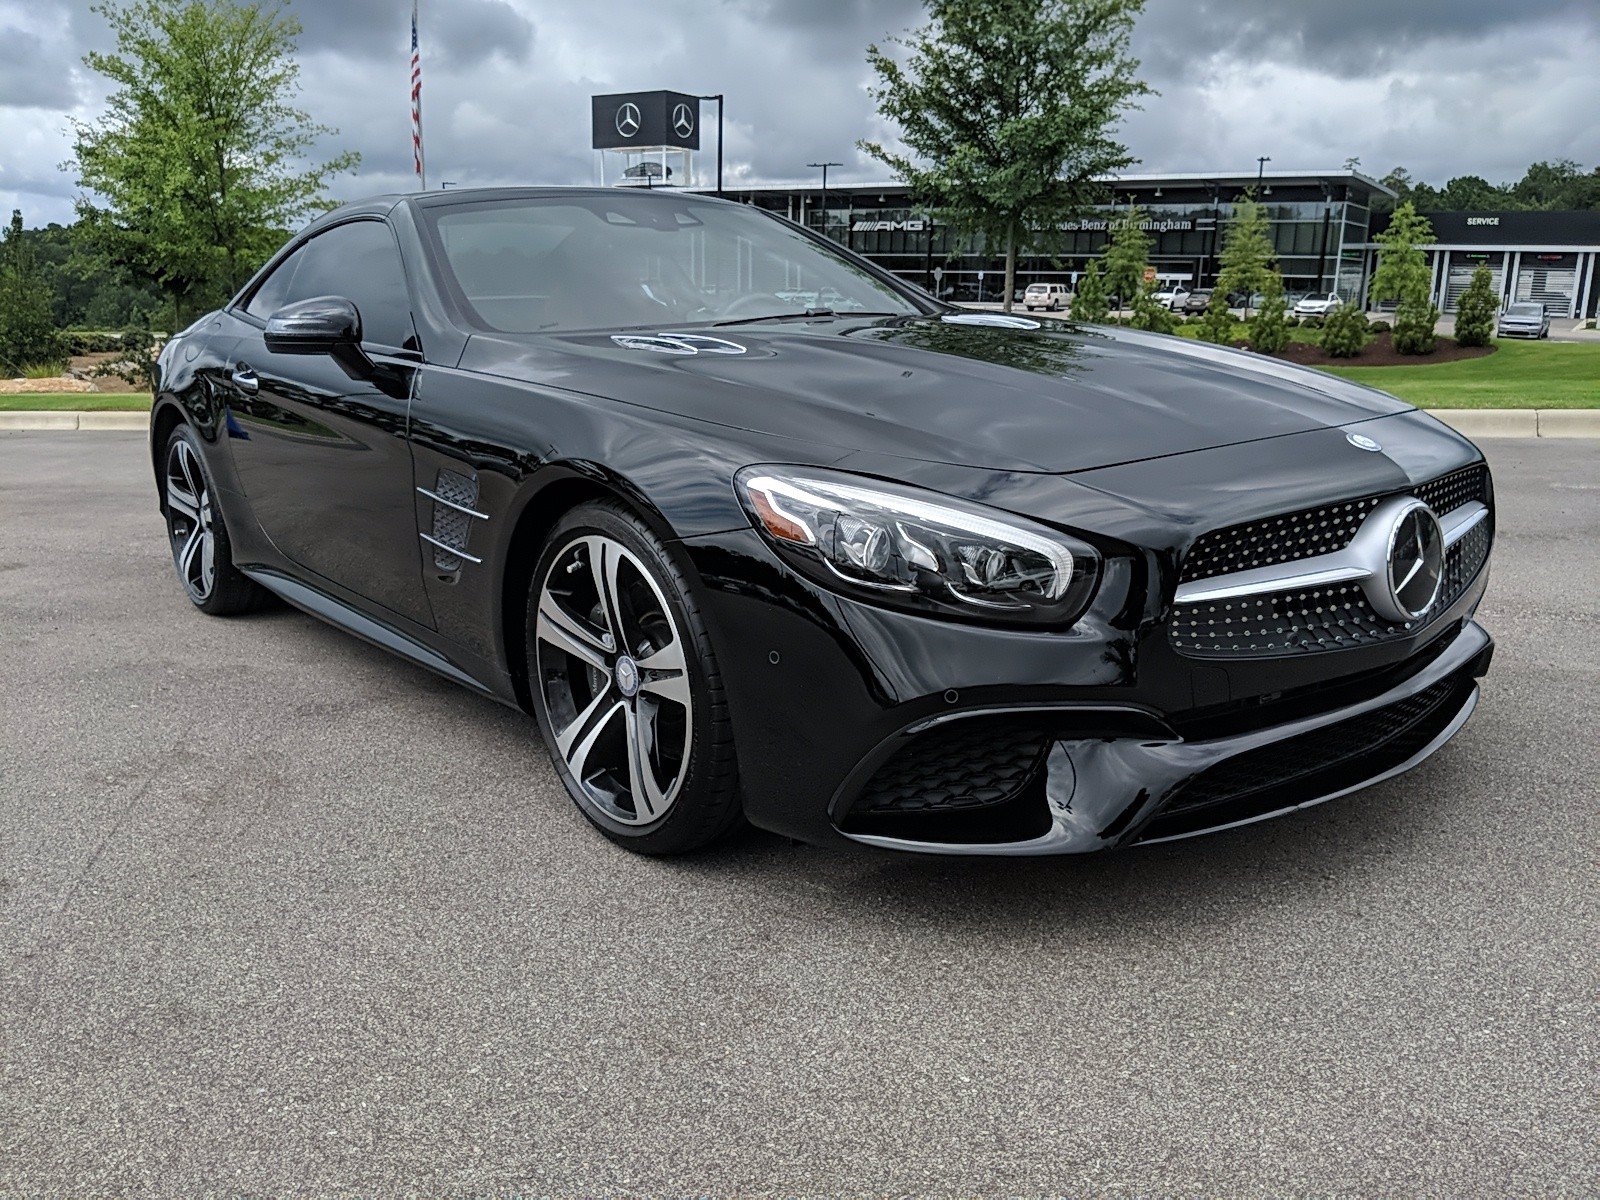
top-left (163, 425), bottom-right (266, 615)
top-left (527, 502), bottom-right (740, 854)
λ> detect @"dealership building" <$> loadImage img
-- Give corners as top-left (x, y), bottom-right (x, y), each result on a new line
top-left (702, 171), bottom-right (1600, 318)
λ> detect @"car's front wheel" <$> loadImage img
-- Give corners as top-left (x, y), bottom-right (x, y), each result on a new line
top-left (162, 425), bottom-right (266, 615)
top-left (526, 502), bottom-right (741, 854)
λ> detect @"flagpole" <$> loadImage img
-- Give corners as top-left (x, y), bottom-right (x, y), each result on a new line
top-left (411, 0), bottom-right (427, 189)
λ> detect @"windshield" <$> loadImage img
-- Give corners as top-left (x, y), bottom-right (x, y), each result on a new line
top-left (419, 193), bottom-right (925, 333)
top-left (1507, 303), bottom-right (1542, 316)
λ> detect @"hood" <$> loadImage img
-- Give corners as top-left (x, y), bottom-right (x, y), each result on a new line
top-left (456, 315), bottom-right (1412, 475)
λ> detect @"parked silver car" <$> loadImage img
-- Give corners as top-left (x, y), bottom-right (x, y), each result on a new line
top-left (1495, 301), bottom-right (1550, 339)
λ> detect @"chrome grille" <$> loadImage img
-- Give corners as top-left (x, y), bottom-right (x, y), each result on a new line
top-left (1169, 463), bottom-right (1492, 658)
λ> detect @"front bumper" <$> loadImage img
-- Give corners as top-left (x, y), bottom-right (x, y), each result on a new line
top-left (681, 517), bottom-right (1493, 856)
top-left (842, 620), bottom-right (1491, 855)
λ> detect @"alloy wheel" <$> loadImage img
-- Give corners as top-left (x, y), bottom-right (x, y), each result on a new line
top-left (534, 534), bottom-right (693, 827)
top-left (165, 438), bottom-right (216, 603)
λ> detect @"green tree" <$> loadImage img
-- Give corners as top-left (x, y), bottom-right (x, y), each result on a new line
top-left (0, 210), bottom-right (66, 372)
top-left (861, 0), bottom-right (1152, 311)
top-left (1100, 206), bottom-right (1151, 323)
top-left (1194, 289), bottom-right (1235, 345)
top-left (1214, 193), bottom-right (1274, 318)
top-left (1319, 302), bottom-right (1368, 358)
top-left (1070, 260), bottom-right (1110, 323)
top-left (1247, 273), bottom-right (1289, 354)
top-left (1453, 265), bottom-right (1498, 348)
top-left (1371, 202), bottom-right (1438, 355)
top-left (69, 0), bottom-right (359, 327)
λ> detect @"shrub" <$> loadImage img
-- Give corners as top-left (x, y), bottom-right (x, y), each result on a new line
top-left (1130, 282), bottom-right (1178, 334)
top-left (1320, 304), bottom-right (1369, 358)
top-left (1194, 290), bottom-right (1235, 344)
top-left (66, 330), bottom-right (125, 355)
top-left (1248, 278), bottom-right (1291, 354)
top-left (1070, 261), bottom-right (1110, 323)
top-left (1393, 295), bottom-right (1440, 355)
top-left (1368, 319), bottom-right (1391, 333)
top-left (1299, 314), bottom-right (1324, 330)
top-left (1454, 266), bottom-right (1497, 347)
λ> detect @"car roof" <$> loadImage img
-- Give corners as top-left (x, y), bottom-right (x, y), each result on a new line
top-left (301, 185), bottom-right (738, 235)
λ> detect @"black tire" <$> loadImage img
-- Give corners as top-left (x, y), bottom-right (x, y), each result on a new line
top-left (162, 424), bottom-right (267, 616)
top-left (526, 501), bottom-right (741, 855)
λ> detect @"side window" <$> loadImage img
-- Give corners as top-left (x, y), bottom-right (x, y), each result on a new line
top-left (243, 245), bottom-right (305, 319)
top-left (272, 220), bottom-right (416, 348)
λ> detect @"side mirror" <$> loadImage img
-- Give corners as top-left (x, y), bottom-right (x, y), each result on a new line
top-left (264, 295), bottom-right (374, 380)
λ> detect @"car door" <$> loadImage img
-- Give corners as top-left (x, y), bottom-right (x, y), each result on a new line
top-left (224, 219), bottom-right (435, 628)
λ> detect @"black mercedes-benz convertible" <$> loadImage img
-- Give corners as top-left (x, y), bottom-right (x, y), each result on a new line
top-left (151, 187), bottom-right (1494, 856)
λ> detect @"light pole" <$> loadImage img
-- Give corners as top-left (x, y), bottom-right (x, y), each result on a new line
top-left (697, 94), bottom-right (724, 197)
top-left (808, 161), bottom-right (842, 240)
top-left (1255, 155), bottom-right (1272, 194)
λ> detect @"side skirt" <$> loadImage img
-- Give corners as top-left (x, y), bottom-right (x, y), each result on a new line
top-left (241, 566), bottom-right (502, 700)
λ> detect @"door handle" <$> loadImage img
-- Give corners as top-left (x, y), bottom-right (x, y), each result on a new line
top-left (229, 364), bottom-right (259, 395)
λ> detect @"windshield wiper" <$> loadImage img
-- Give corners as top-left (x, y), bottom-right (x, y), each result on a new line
top-left (711, 309), bottom-right (907, 328)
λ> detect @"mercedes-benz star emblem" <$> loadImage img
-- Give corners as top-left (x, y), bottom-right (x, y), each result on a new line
top-left (1382, 502), bottom-right (1444, 621)
top-left (672, 102), bottom-right (695, 139)
top-left (1346, 431), bottom-right (1382, 452)
top-left (614, 654), bottom-right (641, 698)
top-left (615, 102), bottom-right (641, 138)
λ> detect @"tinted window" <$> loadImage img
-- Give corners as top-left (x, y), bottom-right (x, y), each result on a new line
top-left (244, 245), bottom-right (305, 319)
top-left (245, 220), bottom-right (414, 347)
top-left (420, 194), bottom-right (922, 333)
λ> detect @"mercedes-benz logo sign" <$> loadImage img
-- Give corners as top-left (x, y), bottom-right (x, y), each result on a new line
top-left (1346, 431), bottom-right (1382, 452)
top-left (672, 102), bottom-right (695, 139)
top-left (615, 102), bottom-right (641, 138)
top-left (1381, 501), bottom-right (1444, 621)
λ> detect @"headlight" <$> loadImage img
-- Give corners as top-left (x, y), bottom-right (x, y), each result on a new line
top-left (735, 466), bottom-right (1101, 627)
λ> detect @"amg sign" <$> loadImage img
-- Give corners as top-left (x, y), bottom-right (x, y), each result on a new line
top-left (851, 219), bottom-right (927, 233)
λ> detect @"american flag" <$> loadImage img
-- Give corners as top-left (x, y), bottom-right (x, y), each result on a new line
top-left (410, 0), bottom-right (425, 188)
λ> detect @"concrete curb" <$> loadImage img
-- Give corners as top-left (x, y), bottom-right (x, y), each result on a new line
top-left (0, 407), bottom-right (1595, 437)
top-left (1, 410), bottom-right (150, 431)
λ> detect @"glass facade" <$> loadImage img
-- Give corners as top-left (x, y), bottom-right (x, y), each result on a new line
top-left (726, 174), bottom-right (1391, 302)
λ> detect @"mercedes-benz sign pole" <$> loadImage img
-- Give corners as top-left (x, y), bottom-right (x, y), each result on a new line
top-left (699, 94), bottom-right (724, 197)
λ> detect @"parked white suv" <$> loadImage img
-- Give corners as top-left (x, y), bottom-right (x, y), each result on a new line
top-left (1152, 285), bottom-right (1190, 310)
top-left (1294, 292), bottom-right (1343, 317)
top-left (1023, 282), bottom-right (1071, 311)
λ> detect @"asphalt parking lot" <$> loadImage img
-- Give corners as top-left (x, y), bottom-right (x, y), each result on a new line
top-left (2, 432), bottom-right (1595, 1193)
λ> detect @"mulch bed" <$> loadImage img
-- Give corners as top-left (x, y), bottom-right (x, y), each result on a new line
top-left (1249, 332), bottom-right (1498, 368)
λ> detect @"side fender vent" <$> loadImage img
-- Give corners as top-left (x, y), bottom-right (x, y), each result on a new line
top-left (419, 469), bottom-right (486, 570)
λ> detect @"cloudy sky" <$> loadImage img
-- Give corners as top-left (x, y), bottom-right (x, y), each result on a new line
top-left (3, 0), bottom-right (1597, 227)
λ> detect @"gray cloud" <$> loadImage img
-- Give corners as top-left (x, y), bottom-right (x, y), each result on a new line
top-left (4, 0), bottom-right (1598, 228)
top-left (0, 25), bottom-right (80, 108)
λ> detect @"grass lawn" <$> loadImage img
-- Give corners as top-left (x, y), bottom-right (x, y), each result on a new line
top-left (1317, 340), bottom-right (1598, 409)
top-left (0, 392), bottom-right (151, 412)
top-left (1171, 326), bottom-right (1596, 409)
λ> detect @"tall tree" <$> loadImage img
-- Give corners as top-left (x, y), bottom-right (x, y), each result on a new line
top-left (1100, 205), bottom-right (1151, 323)
top-left (1069, 259), bottom-right (1109, 323)
top-left (1214, 193), bottom-right (1274, 318)
top-left (1453, 265), bottom-right (1498, 348)
top-left (69, 0), bottom-right (359, 327)
top-left (861, 0), bottom-right (1152, 312)
top-left (1370, 202), bottom-right (1438, 355)
top-left (0, 210), bottom-right (66, 372)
